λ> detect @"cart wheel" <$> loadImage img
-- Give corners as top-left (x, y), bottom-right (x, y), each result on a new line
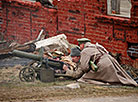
top-left (19, 67), bottom-right (35, 82)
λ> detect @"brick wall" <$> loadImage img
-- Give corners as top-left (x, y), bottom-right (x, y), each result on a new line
top-left (0, 0), bottom-right (2, 34)
top-left (131, 0), bottom-right (138, 20)
top-left (56, 0), bottom-right (138, 68)
top-left (1, 0), bottom-right (138, 68)
top-left (1, 0), bottom-right (57, 44)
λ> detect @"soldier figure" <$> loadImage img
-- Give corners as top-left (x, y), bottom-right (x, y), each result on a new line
top-left (63, 38), bottom-right (138, 86)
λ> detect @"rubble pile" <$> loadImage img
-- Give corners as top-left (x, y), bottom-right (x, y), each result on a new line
top-left (0, 33), bottom-right (137, 83)
top-left (121, 64), bottom-right (138, 79)
top-left (0, 34), bottom-right (77, 83)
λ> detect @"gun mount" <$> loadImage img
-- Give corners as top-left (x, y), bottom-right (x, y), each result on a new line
top-left (12, 49), bottom-right (69, 82)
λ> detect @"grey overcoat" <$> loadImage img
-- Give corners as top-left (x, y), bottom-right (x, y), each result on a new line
top-left (66, 42), bottom-right (138, 86)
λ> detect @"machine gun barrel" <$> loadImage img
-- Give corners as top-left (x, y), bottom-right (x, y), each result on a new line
top-left (12, 50), bottom-right (64, 70)
top-left (12, 50), bottom-right (42, 61)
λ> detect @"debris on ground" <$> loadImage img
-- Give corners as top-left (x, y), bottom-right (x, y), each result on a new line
top-left (121, 64), bottom-right (138, 79)
top-left (0, 33), bottom-right (138, 102)
top-left (66, 83), bottom-right (80, 89)
top-left (0, 33), bottom-right (138, 84)
top-left (0, 34), bottom-right (78, 83)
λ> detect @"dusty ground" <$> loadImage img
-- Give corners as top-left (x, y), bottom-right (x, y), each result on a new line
top-left (0, 65), bottom-right (138, 102)
top-left (50, 96), bottom-right (138, 102)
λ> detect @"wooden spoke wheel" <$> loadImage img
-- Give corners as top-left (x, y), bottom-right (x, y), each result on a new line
top-left (19, 67), bottom-right (35, 82)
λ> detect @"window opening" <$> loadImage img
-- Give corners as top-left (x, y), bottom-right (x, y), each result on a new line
top-left (107, 0), bottom-right (132, 18)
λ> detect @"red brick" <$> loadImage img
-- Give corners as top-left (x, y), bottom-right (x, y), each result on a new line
top-left (1, 0), bottom-right (138, 67)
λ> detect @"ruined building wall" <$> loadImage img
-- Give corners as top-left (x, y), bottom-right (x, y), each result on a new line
top-left (0, 0), bottom-right (57, 44)
top-left (56, 0), bottom-right (138, 68)
top-left (0, 0), bottom-right (2, 35)
top-left (0, 0), bottom-right (138, 68)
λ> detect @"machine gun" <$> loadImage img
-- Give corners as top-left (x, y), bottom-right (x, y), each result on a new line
top-left (12, 48), bottom-right (70, 82)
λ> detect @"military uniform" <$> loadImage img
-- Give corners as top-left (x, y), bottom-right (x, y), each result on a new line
top-left (66, 39), bottom-right (138, 86)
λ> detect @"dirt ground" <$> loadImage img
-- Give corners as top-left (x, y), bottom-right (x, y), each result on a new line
top-left (49, 96), bottom-right (138, 102)
top-left (0, 65), bottom-right (138, 102)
